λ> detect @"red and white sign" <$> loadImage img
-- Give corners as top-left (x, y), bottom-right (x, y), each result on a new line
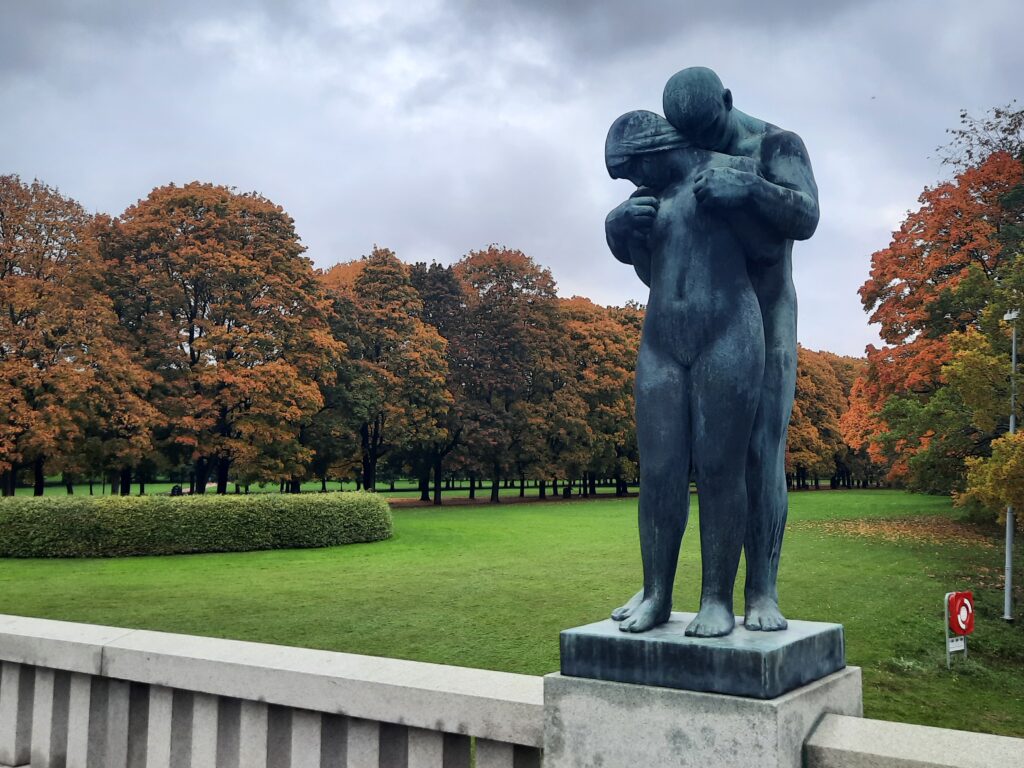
top-left (947, 591), bottom-right (975, 636)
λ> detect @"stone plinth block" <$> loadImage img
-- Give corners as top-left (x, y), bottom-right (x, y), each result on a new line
top-left (561, 612), bottom-right (845, 698)
top-left (543, 667), bottom-right (862, 768)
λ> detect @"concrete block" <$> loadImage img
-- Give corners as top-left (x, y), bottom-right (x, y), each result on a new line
top-left (238, 700), bottom-right (268, 768)
top-left (406, 727), bottom-right (443, 768)
top-left (0, 616), bottom-right (131, 676)
top-left (145, 686), bottom-right (173, 768)
top-left (104, 680), bottom-right (130, 768)
top-left (290, 710), bottom-right (321, 768)
top-left (805, 713), bottom-right (1024, 767)
top-left (102, 629), bottom-right (543, 747)
top-left (475, 739), bottom-right (513, 768)
top-left (0, 661), bottom-right (34, 766)
top-left (30, 668), bottom-right (69, 768)
top-left (345, 718), bottom-right (378, 768)
top-left (64, 674), bottom-right (92, 768)
top-left (543, 666), bottom-right (862, 768)
top-left (561, 611), bottom-right (845, 698)
top-left (190, 693), bottom-right (218, 768)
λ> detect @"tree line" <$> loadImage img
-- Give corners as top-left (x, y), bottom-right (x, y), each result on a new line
top-left (841, 103), bottom-right (1024, 523)
top-left (1, 176), bottom-right (867, 502)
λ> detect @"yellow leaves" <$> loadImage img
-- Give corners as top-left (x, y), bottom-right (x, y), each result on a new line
top-left (961, 432), bottom-right (1024, 528)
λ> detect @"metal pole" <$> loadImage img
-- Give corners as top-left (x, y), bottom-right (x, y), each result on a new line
top-left (1005, 320), bottom-right (1017, 622)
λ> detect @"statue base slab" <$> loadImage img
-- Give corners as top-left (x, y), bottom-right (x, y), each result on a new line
top-left (543, 666), bottom-right (863, 768)
top-left (560, 612), bottom-right (845, 699)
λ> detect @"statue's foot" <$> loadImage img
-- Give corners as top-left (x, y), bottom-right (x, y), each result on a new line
top-left (684, 602), bottom-right (735, 638)
top-left (611, 589), bottom-right (644, 621)
top-left (618, 596), bottom-right (671, 633)
top-left (744, 596), bottom-right (788, 631)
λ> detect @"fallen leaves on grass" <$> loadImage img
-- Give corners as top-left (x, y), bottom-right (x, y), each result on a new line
top-left (792, 516), bottom-right (998, 550)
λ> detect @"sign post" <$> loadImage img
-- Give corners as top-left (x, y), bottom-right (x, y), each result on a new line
top-left (945, 591), bottom-right (974, 668)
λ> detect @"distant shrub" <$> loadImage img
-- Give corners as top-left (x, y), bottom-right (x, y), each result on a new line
top-left (0, 492), bottom-right (392, 558)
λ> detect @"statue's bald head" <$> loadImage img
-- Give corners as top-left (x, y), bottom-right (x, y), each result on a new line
top-left (663, 67), bottom-right (733, 149)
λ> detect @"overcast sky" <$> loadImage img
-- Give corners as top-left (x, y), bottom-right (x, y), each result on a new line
top-left (3, 0), bottom-right (1022, 356)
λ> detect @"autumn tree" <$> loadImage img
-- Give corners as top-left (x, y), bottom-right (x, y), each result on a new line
top-left (454, 246), bottom-right (564, 502)
top-left (558, 297), bottom-right (639, 496)
top-left (322, 248), bottom-right (450, 491)
top-left (108, 182), bottom-right (341, 494)
top-left (785, 347), bottom-right (847, 489)
top-left (853, 103), bottom-right (1024, 491)
top-left (408, 261), bottom-right (468, 504)
top-left (0, 176), bottom-right (157, 496)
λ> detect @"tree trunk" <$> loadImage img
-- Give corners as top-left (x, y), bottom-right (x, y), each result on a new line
top-left (433, 456), bottom-right (443, 506)
top-left (589, 473), bottom-right (597, 496)
top-left (289, 478), bottom-right (301, 494)
top-left (362, 454), bottom-right (376, 492)
top-left (215, 457), bottom-right (230, 495)
top-left (64, 473), bottom-right (74, 495)
top-left (88, 477), bottom-right (94, 496)
top-left (119, 466), bottom-right (131, 496)
top-left (552, 478), bottom-right (558, 496)
top-left (321, 476), bottom-right (328, 493)
top-left (418, 469), bottom-right (430, 502)
top-left (490, 466), bottom-right (500, 503)
top-left (1, 467), bottom-right (14, 496)
top-left (519, 474), bottom-right (526, 498)
top-left (469, 473), bottom-right (476, 500)
top-left (139, 477), bottom-right (146, 495)
top-left (33, 456), bottom-right (46, 496)
top-left (615, 471), bottom-right (626, 497)
top-left (194, 458), bottom-right (210, 495)
top-left (539, 479), bottom-right (546, 499)
top-left (188, 471), bottom-right (195, 495)
top-left (563, 479), bottom-right (572, 499)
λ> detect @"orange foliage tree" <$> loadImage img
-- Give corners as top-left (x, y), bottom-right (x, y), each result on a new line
top-left (853, 144), bottom-right (1024, 491)
top-left (559, 297), bottom-right (640, 495)
top-left (454, 246), bottom-right (565, 502)
top-left (322, 248), bottom-right (451, 491)
top-left (107, 182), bottom-right (342, 494)
top-left (0, 176), bottom-right (157, 496)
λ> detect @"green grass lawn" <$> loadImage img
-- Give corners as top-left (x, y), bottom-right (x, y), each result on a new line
top-left (0, 490), bottom-right (1021, 736)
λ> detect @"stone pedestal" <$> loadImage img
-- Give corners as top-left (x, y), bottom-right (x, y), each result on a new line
top-left (561, 612), bottom-right (846, 699)
top-left (543, 667), bottom-right (863, 768)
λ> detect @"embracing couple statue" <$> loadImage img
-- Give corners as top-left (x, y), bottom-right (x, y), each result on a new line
top-left (605, 67), bottom-right (819, 638)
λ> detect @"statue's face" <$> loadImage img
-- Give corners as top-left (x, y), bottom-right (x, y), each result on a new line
top-left (611, 156), bottom-right (671, 191)
top-left (663, 68), bottom-right (732, 151)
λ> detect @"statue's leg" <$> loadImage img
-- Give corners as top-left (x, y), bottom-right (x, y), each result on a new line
top-left (618, 341), bottom-right (690, 633)
top-left (686, 326), bottom-right (764, 638)
top-left (743, 337), bottom-right (796, 630)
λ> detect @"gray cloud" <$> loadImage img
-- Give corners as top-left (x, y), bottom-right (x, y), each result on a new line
top-left (2, 0), bottom-right (1022, 356)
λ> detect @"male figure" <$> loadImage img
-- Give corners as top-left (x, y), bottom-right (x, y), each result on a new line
top-left (605, 110), bottom-right (766, 637)
top-left (607, 67), bottom-right (819, 631)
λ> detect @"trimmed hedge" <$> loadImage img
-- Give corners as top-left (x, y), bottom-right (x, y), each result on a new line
top-left (0, 492), bottom-right (393, 558)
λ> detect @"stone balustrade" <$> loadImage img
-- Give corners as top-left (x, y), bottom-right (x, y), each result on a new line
top-left (0, 615), bottom-right (543, 768)
top-left (1, 614), bottom-right (1022, 768)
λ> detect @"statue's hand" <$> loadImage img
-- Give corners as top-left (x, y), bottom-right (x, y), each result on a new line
top-left (607, 196), bottom-right (659, 247)
top-left (693, 168), bottom-right (756, 209)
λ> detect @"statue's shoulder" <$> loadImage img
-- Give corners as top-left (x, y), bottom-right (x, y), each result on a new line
top-left (759, 124), bottom-right (811, 160)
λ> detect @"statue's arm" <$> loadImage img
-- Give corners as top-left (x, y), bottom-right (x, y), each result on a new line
top-left (605, 189), bottom-right (656, 287)
top-left (749, 130), bottom-right (820, 241)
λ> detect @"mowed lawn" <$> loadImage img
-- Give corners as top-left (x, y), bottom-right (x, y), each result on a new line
top-left (0, 490), bottom-right (1021, 736)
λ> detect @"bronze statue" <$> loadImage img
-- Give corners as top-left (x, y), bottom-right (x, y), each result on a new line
top-left (605, 67), bottom-right (819, 637)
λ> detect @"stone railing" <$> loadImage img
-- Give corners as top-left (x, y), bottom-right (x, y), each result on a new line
top-left (1, 614), bottom-right (1022, 767)
top-left (0, 615), bottom-right (542, 768)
